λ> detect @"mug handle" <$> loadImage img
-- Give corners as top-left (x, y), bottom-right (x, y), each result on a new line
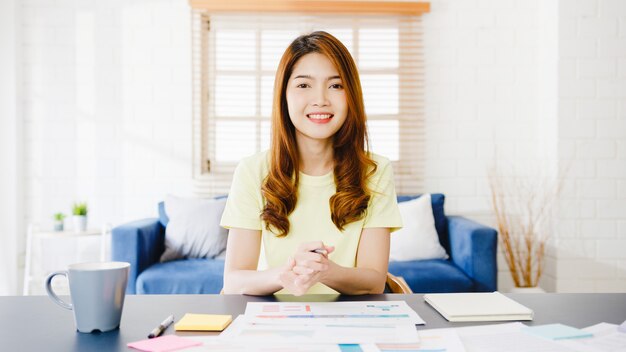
top-left (45, 271), bottom-right (73, 310)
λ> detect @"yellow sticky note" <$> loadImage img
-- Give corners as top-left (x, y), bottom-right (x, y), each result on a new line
top-left (174, 313), bottom-right (232, 331)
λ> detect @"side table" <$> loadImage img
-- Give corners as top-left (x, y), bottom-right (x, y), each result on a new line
top-left (22, 224), bottom-right (111, 295)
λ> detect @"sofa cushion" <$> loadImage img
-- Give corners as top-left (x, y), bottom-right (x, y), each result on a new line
top-left (397, 193), bottom-right (449, 253)
top-left (161, 196), bottom-right (228, 262)
top-left (391, 194), bottom-right (448, 261)
top-left (388, 259), bottom-right (473, 293)
top-left (136, 259), bottom-right (225, 294)
top-left (158, 195), bottom-right (228, 228)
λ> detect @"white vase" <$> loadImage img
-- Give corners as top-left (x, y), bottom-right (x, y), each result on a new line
top-left (53, 220), bottom-right (64, 232)
top-left (73, 215), bottom-right (87, 233)
top-left (509, 286), bottom-right (546, 293)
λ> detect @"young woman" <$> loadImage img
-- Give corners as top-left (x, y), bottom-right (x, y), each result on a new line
top-left (220, 31), bottom-right (402, 296)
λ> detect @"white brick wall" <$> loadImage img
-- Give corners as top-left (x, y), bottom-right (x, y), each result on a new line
top-left (0, 0), bottom-right (21, 295)
top-left (21, 0), bottom-right (194, 235)
top-left (556, 0), bottom-right (626, 292)
top-left (423, 0), bottom-right (560, 290)
top-left (14, 0), bottom-right (626, 293)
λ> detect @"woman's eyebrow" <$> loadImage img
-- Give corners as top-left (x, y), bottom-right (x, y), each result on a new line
top-left (292, 74), bottom-right (341, 81)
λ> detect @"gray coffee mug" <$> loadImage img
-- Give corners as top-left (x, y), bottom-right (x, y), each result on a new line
top-left (45, 261), bottom-right (130, 333)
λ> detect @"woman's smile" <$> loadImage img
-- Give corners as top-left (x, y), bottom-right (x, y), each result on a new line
top-left (307, 112), bottom-right (334, 124)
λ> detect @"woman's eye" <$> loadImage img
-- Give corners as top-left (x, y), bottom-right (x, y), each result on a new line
top-left (330, 84), bottom-right (343, 89)
top-left (296, 83), bottom-right (310, 88)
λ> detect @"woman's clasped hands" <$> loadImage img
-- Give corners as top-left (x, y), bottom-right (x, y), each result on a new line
top-left (279, 241), bottom-right (335, 296)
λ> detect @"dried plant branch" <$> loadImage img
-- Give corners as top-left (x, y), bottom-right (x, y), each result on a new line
top-left (488, 164), bottom-right (562, 288)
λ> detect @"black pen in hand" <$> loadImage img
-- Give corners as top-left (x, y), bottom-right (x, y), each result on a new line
top-left (312, 248), bottom-right (328, 255)
top-left (148, 314), bottom-right (174, 338)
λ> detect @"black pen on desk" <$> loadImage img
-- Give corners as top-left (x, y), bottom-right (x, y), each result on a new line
top-left (148, 314), bottom-right (174, 338)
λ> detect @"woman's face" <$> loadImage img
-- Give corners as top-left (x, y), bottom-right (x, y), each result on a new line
top-left (286, 53), bottom-right (348, 146)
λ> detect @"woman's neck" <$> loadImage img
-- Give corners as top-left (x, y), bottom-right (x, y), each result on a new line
top-left (297, 138), bottom-right (334, 176)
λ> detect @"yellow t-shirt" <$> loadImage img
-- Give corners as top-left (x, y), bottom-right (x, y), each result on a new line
top-left (220, 150), bottom-right (403, 294)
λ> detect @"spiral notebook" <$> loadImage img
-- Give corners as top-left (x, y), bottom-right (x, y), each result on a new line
top-left (424, 292), bottom-right (534, 322)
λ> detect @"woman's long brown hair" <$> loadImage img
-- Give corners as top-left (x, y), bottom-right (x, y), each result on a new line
top-left (261, 31), bottom-right (377, 236)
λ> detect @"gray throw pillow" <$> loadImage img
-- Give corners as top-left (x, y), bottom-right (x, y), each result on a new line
top-left (160, 195), bottom-right (228, 262)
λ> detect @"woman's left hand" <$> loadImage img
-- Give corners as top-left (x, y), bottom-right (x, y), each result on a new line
top-left (278, 256), bottom-right (309, 296)
top-left (290, 241), bottom-right (335, 293)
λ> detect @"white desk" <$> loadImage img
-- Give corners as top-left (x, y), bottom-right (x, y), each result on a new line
top-left (22, 225), bottom-right (111, 295)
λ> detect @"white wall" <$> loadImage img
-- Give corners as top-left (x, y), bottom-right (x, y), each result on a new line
top-left (7, 0), bottom-right (626, 294)
top-left (21, 0), bottom-right (194, 228)
top-left (17, 0), bottom-right (194, 293)
top-left (421, 0), bottom-right (626, 292)
top-left (555, 0), bottom-right (626, 292)
top-left (0, 0), bottom-right (22, 295)
top-left (421, 0), bottom-right (560, 291)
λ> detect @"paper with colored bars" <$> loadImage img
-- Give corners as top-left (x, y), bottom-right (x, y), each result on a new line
top-left (244, 301), bottom-right (425, 325)
top-left (217, 301), bottom-right (425, 345)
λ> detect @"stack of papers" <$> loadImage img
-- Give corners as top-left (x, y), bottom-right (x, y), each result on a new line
top-left (221, 301), bottom-right (425, 344)
top-left (190, 328), bottom-right (466, 352)
top-left (424, 292), bottom-right (534, 322)
top-left (184, 321), bottom-right (626, 352)
top-left (127, 297), bottom-right (626, 352)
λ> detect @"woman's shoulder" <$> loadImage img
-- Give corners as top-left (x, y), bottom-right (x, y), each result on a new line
top-left (366, 152), bottom-right (394, 188)
top-left (236, 150), bottom-right (270, 177)
top-left (238, 150), bottom-right (270, 166)
top-left (368, 152), bottom-right (391, 168)
top-left (368, 152), bottom-right (392, 175)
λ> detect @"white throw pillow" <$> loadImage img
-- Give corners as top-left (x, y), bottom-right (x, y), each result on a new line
top-left (389, 194), bottom-right (449, 261)
top-left (160, 195), bottom-right (228, 262)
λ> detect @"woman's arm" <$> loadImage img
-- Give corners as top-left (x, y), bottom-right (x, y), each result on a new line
top-left (223, 227), bottom-right (315, 295)
top-left (293, 227), bottom-right (390, 295)
top-left (222, 228), bottom-right (283, 295)
top-left (321, 227), bottom-right (390, 294)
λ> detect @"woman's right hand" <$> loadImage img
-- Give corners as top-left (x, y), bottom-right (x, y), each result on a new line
top-left (293, 241), bottom-right (334, 273)
top-left (278, 242), bottom-right (334, 295)
top-left (278, 256), bottom-right (310, 296)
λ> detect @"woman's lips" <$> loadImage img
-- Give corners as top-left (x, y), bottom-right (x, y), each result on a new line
top-left (307, 113), bottom-right (333, 124)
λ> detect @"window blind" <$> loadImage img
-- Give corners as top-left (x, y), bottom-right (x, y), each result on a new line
top-left (192, 11), bottom-right (425, 196)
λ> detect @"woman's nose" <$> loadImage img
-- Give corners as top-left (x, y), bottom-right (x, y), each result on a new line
top-left (311, 87), bottom-right (329, 107)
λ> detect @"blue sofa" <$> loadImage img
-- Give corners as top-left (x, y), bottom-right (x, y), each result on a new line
top-left (111, 194), bottom-right (497, 294)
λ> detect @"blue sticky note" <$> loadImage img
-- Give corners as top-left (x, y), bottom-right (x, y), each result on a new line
top-left (338, 345), bottom-right (363, 352)
top-left (522, 323), bottom-right (593, 340)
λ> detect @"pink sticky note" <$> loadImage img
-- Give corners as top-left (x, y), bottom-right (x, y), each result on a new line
top-left (127, 335), bottom-right (202, 352)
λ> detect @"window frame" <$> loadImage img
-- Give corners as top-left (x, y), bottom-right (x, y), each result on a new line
top-left (191, 9), bottom-right (428, 196)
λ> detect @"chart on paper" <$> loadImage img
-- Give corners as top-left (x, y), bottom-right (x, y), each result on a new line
top-left (244, 301), bottom-right (425, 325)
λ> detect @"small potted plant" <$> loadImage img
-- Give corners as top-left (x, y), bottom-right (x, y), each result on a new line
top-left (72, 202), bottom-right (88, 233)
top-left (53, 212), bottom-right (65, 231)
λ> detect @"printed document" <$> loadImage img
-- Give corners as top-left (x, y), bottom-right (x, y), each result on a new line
top-left (220, 314), bottom-right (420, 344)
top-left (244, 300), bottom-right (425, 325)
